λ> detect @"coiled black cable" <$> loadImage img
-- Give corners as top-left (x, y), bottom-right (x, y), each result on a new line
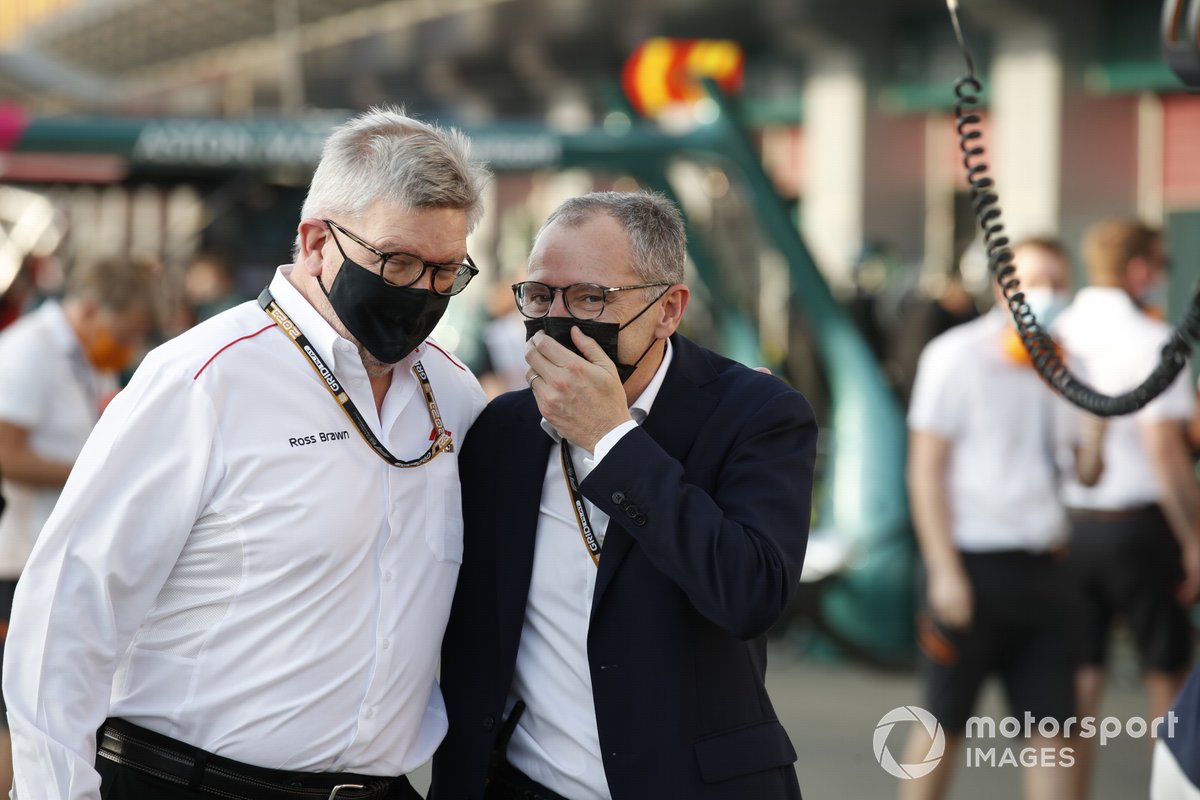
top-left (948, 2), bottom-right (1200, 417)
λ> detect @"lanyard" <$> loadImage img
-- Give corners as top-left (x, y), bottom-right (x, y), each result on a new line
top-left (559, 439), bottom-right (601, 566)
top-left (258, 288), bottom-right (453, 467)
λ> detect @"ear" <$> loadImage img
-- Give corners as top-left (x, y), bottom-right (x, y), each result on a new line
top-left (653, 284), bottom-right (690, 339)
top-left (297, 218), bottom-right (330, 277)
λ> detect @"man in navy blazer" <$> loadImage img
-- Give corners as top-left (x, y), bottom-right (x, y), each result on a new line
top-left (432, 192), bottom-right (816, 800)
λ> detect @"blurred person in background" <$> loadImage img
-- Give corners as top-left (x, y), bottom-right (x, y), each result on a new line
top-left (476, 281), bottom-right (531, 398)
top-left (888, 270), bottom-right (979, 409)
top-left (901, 238), bottom-right (1103, 800)
top-left (433, 191), bottom-right (817, 800)
top-left (183, 250), bottom-right (245, 324)
top-left (0, 255), bottom-right (157, 797)
top-left (3, 107), bottom-right (489, 800)
top-left (1053, 218), bottom-right (1197, 800)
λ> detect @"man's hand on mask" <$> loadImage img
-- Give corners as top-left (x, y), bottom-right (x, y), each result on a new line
top-left (525, 327), bottom-right (633, 453)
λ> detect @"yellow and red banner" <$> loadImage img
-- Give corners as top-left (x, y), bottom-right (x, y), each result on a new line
top-left (621, 38), bottom-right (744, 116)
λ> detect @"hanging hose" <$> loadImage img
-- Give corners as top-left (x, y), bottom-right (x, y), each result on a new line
top-left (946, 0), bottom-right (1200, 417)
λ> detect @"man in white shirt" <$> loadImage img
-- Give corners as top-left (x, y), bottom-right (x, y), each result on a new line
top-left (901, 238), bottom-right (1102, 800)
top-left (1053, 218), bottom-right (1198, 800)
top-left (3, 108), bottom-right (489, 800)
top-left (433, 192), bottom-right (817, 800)
top-left (0, 256), bottom-right (157, 797)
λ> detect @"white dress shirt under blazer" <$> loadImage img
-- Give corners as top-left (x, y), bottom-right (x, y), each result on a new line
top-left (3, 267), bottom-right (486, 800)
top-left (505, 340), bottom-right (674, 800)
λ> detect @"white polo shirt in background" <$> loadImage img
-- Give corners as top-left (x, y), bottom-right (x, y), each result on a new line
top-left (1054, 287), bottom-right (1194, 510)
top-left (908, 309), bottom-right (1075, 552)
top-left (4, 267), bottom-right (486, 800)
top-left (0, 300), bottom-right (113, 579)
top-left (505, 339), bottom-right (673, 800)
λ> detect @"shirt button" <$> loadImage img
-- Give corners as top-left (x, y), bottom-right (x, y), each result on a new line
top-left (363, 708), bottom-right (374, 719)
top-left (384, 572), bottom-right (393, 582)
top-left (382, 639), bottom-right (390, 650)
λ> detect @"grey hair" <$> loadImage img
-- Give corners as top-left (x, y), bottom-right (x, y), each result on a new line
top-left (537, 191), bottom-right (686, 285)
top-left (294, 106), bottom-right (490, 258)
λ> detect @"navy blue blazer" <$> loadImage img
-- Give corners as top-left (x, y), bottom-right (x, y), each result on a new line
top-left (432, 334), bottom-right (816, 799)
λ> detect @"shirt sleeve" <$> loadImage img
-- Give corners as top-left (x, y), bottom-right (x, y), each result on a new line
top-left (0, 329), bottom-right (49, 430)
top-left (591, 420), bottom-right (639, 463)
top-left (3, 357), bottom-right (223, 800)
top-left (1124, 319), bottom-right (1194, 422)
top-left (1139, 363), bottom-right (1195, 423)
top-left (907, 336), bottom-right (966, 438)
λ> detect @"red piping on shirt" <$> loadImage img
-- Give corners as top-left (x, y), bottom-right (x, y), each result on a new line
top-left (193, 324), bottom-right (276, 380)
top-left (426, 341), bottom-right (466, 371)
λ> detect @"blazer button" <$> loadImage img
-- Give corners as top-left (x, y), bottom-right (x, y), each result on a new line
top-left (633, 514), bottom-right (647, 527)
top-left (483, 715), bottom-right (495, 731)
top-left (611, 492), bottom-right (625, 505)
top-left (625, 506), bottom-right (640, 519)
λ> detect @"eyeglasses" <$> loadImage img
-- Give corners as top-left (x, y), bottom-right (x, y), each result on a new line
top-left (324, 219), bottom-right (478, 296)
top-left (511, 280), bottom-right (671, 321)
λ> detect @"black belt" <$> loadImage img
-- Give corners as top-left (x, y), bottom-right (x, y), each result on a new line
top-left (1068, 503), bottom-right (1160, 522)
top-left (97, 719), bottom-right (398, 800)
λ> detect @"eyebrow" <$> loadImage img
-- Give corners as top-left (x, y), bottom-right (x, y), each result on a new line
top-left (370, 238), bottom-right (468, 265)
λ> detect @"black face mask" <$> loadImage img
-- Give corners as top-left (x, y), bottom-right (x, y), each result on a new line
top-left (320, 259), bottom-right (450, 364)
top-left (524, 291), bottom-right (666, 383)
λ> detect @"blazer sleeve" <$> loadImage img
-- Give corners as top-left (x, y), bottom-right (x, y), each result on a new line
top-left (581, 387), bottom-right (817, 639)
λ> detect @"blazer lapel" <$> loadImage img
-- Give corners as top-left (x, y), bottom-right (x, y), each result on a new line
top-left (496, 390), bottom-right (554, 667)
top-left (590, 335), bottom-right (722, 616)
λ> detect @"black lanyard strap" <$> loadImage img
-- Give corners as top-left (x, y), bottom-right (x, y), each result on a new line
top-left (259, 288), bottom-right (453, 468)
top-left (559, 439), bottom-right (601, 566)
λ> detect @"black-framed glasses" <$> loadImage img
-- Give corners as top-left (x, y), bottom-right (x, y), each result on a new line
top-left (324, 219), bottom-right (478, 296)
top-left (511, 280), bottom-right (671, 320)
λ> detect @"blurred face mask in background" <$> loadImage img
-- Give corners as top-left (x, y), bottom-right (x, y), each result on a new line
top-left (1021, 288), bottom-right (1070, 331)
top-left (85, 323), bottom-right (136, 373)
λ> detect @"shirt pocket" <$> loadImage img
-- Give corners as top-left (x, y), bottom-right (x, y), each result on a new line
top-left (424, 459), bottom-right (464, 564)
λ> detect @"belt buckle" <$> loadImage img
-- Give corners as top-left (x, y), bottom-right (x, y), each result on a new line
top-left (328, 786), bottom-right (364, 800)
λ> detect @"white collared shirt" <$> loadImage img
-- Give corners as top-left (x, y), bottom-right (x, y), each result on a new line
top-left (506, 340), bottom-right (673, 800)
top-left (908, 310), bottom-right (1075, 552)
top-left (1054, 287), bottom-right (1194, 510)
top-left (0, 300), bottom-right (114, 578)
top-left (4, 267), bottom-right (486, 799)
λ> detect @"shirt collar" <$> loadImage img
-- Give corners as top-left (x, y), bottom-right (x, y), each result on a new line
top-left (540, 337), bottom-right (674, 442)
top-left (269, 265), bottom-right (426, 376)
top-left (984, 306), bottom-right (1011, 330)
top-left (41, 300), bottom-right (82, 356)
top-left (631, 336), bottom-right (673, 424)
